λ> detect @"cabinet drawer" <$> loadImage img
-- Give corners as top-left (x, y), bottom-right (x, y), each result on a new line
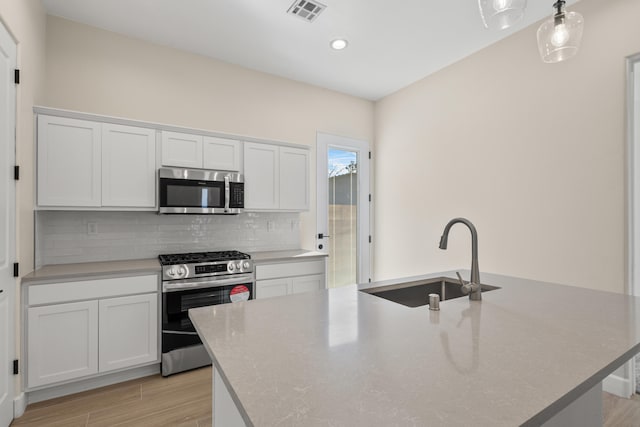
top-left (28, 274), bottom-right (158, 306)
top-left (256, 260), bottom-right (324, 280)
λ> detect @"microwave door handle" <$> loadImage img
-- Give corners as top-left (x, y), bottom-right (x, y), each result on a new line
top-left (224, 176), bottom-right (230, 213)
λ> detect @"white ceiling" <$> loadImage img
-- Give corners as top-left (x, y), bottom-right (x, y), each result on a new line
top-left (41, 0), bottom-right (579, 100)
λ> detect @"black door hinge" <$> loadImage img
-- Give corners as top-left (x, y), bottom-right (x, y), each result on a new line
top-left (13, 359), bottom-right (19, 375)
top-left (14, 165), bottom-right (19, 180)
top-left (368, 194), bottom-right (371, 202)
top-left (368, 235), bottom-right (372, 243)
top-left (13, 263), bottom-right (19, 277)
top-left (368, 151), bottom-right (371, 159)
top-left (14, 69), bottom-right (19, 84)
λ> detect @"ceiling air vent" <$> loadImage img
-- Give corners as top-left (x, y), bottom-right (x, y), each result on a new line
top-left (287, 0), bottom-right (326, 22)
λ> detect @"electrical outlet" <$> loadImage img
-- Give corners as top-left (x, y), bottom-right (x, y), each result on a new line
top-left (267, 221), bottom-right (275, 232)
top-left (291, 220), bottom-right (299, 231)
top-left (87, 222), bottom-right (98, 235)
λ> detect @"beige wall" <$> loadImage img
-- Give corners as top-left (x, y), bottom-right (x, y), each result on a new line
top-left (43, 16), bottom-right (375, 252)
top-left (374, 0), bottom-right (640, 293)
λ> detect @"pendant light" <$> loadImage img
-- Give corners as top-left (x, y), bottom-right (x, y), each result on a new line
top-left (478, 0), bottom-right (527, 30)
top-left (537, 0), bottom-right (584, 63)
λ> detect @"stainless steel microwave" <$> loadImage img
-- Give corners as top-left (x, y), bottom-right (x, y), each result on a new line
top-left (158, 167), bottom-right (244, 214)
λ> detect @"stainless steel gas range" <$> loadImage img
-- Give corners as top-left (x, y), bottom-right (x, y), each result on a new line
top-left (159, 250), bottom-right (254, 376)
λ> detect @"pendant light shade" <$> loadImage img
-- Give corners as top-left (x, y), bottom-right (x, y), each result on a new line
top-left (478, 0), bottom-right (527, 30)
top-left (537, 1), bottom-right (584, 63)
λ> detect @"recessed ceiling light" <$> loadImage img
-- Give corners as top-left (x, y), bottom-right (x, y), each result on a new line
top-left (330, 39), bottom-right (348, 50)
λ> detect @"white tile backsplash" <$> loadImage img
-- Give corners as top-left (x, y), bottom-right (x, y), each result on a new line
top-left (36, 211), bottom-right (301, 266)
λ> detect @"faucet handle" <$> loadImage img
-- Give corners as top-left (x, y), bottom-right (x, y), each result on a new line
top-left (456, 271), bottom-right (476, 295)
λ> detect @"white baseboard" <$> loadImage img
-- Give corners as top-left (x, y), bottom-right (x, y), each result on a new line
top-left (14, 392), bottom-right (27, 418)
top-left (603, 373), bottom-right (633, 398)
top-left (26, 364), bottom-right (160, 405)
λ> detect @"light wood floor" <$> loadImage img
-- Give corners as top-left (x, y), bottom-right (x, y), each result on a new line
top-left (10, 368), bottom-right (640, 426)
top-left (11, 367), bottom-right (212, 427)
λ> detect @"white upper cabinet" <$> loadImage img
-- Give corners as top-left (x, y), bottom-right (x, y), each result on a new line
top-left (161, 132), bottom-right (242, 172)
top-left (203, 136), bottom-right (242, 172)
top-left (244, 142), bottom-right (280, 209)
top-left (161, 131), bottom-right (203, 168)
top-left (36, 110), bottom-right (309, 211)
top-left (280, 147), bottom-right (309, 211)
top-left (38, 115), bottom-right (101, 207)
top-left (244, 142), bottom-right (309, 211)
top-left (37, 115), bottom-right (157, 209)
top-left (102, 124), bottom-right (156, 208)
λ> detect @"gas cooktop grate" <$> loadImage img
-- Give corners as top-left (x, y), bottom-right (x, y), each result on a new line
top-left (158, 250), bottom-right (251, 265)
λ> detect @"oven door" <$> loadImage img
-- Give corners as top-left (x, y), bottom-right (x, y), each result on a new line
top-left (162, 278), bottom-right (254, 353)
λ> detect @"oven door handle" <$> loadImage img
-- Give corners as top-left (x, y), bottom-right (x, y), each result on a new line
top-left (162, 330), bottom-right (200, 336)
top-left (162, 274), bottom-right (254, 292)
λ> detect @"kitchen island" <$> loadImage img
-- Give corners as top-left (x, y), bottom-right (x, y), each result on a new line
top-left (189, 271), bottom-right (640, 426)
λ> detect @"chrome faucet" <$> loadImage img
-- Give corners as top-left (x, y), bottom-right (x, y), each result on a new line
top-left (439, 218), bottom-right (482, 301)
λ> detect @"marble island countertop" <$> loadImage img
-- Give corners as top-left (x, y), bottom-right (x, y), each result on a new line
top-left (189, 270), bottom-right (640, 426)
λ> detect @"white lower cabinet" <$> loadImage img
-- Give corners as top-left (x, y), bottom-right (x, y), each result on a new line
top-left (27, 301), bottom-right (99, 388)
top-left (25, 274), bottom-right (159, 389)
top-left (255, 259), bottom-right (326, 300)
top-left (255, 278), bottom-right (290, 299)
top-left (291, 274), bottom-right (325, 295)
top-left (98, 293), bottom-right (158, 373)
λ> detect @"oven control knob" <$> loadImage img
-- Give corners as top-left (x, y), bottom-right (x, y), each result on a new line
top-left (228, 262), bottom-right (235, 272)
top-left (236, 262), bottom-right (242, 271)
top-left (168, 265), bottom-right (187, 279)
top-left (177, 265), bottom-right (187, 278)
top-left (243, 261), bottom-right (250, 270)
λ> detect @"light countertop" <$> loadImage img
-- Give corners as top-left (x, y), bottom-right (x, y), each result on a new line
top-left (249, 250), bottom-right (327, 263)
top-left (22, 250), bottom-right (324, 284)
top-left (189, 270), bottom-right (640, 426)
top-left (21, 258), bottom-right (161, 284)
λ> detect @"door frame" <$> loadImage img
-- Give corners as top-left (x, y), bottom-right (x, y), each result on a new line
top-left (0, 16), bottom-right (17, 426)
top-left (621, 52), bottom-right (640, 398)
top-left (316, 132), bottom-right (371, 285)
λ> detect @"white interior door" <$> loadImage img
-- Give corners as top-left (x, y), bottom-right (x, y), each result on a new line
top-left (316, 133), bottom-right (370, 287)
top-left (0, 20), bottom-right (17, 427)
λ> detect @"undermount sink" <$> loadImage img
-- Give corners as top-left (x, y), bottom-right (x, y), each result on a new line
top-left (360, 277), bottom-right (500, 308)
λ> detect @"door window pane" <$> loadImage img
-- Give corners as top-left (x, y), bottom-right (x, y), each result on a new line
top-left (328, 149), bottom-right (358, 287)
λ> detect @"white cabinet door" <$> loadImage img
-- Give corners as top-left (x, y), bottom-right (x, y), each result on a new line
top-left (203, 136), bottom-right (241, 172)
top-left (279, 147), bottom-right (309, 211)
top-left (99, 293), bottom-right (158, 373)
top-left (255, 278), bottom-right (290, 299)
top-left (102, 124), bottom-right (157, 207)
top-left (291, 274), bottom-right (325, 295)
top-left (161, 131), bottom-right (203, 168)
top-left (244, 142), bottom-right (279, 209)
top-left (37, 115), bottom-right (101, 207)
top-left (27, 300), bottom-right (99, 388)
